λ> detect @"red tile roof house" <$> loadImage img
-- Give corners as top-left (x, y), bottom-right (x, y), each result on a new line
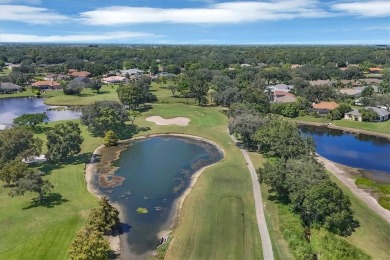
top-left (68, 71), bottom-right (91, 78)
top-left (368, 68), bottom-right (383, 74)
top-left (312, 101), bottom-right (339, 116)
top-left (32, 81), bottom-right (62, 90)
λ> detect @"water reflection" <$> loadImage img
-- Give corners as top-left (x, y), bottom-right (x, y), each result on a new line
top-left (299, 125), bottom-right (390, 173)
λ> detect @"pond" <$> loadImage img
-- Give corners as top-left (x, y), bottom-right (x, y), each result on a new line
top-left (0, 97), bottom-right (80, 123)
top-left (94, 136), bottom-right (223, 258)
top-left (299, 125), bottom-right (390, 175)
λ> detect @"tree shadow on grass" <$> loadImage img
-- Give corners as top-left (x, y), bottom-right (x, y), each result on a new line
top-left (116, 124), bottom-right (151, 140)
top-left (22, 193), bottom-right (69, 210)
top-left (37, 153), bottom-right (92, 175)
top-left (34, 124), bottom-right (53, 134)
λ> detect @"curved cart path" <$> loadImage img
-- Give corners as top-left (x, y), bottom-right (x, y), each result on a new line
top-left (228, 132), bottom-right (274, 260)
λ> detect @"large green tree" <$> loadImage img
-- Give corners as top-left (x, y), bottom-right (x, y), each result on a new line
top-left (46, 122), bottom-right (84, 162)
top-left (0, 160), bottom-right (29, 186)
top-left (9, 170), bottom-right (53, 202)
top-left (0, 127), bottom-right (42, 166)
top-left (88, 196), bottom-right (119, 233)
top-left (81, 101), bottom-right (128, 136)
top-left (68, 226), bottom-right (110, 260)
top-left (13, 113), bottom-right (48, 130)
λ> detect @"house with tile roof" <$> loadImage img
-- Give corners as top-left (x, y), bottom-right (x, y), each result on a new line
top-left (32, 81), bottom-right (61, 90)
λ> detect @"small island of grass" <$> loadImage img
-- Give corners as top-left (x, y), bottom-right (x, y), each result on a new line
top-left (136, 207), bottom-right (149, 214)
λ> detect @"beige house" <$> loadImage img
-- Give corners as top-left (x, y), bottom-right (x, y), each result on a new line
top-left (344, 109), bottom-right (362, 121)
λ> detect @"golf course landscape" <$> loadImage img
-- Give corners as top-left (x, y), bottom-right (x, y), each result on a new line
top-left (1, 84), bottom-right (389, 259)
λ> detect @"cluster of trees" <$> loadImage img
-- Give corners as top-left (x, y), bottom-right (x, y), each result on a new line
top-left (0, 127), bottom-right (52, 201)
top-left (117, 76), bottom-right (157, 109)
top-left (254, 118), bottom-right (357, 236)
top-left (68, 196), bottom-right (119, 259)
top-left (81, 101), bottom-right (128, 136)
top-left (0, 121), bottom-right (85, 202)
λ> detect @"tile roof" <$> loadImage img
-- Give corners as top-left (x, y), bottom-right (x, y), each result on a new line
top-left (312, 101), bottom-right (339, 110)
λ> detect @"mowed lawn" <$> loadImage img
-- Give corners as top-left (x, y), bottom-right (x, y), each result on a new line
top-left (135, 104), bottom-right (263, 260)
top-left (248, 152), bottom-right (390, 260)
top-left (0, 123), bottom-right (101, 259)
top-left (0, 97), bottom-right (263, 259)
top-left (292, 116), bottom-right (390, 136)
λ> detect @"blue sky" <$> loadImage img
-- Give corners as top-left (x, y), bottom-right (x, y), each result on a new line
top-left (0, 0), bottom-right (389, 44)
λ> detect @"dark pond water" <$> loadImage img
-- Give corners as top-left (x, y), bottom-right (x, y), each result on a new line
top-left (299, 125), bottom-right (390, 173)
top-left (95, 136), bottom-right (223, 257)
top-left (0, 97), bottom-right (80, 123)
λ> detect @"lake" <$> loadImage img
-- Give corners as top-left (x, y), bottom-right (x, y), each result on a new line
top-left (299, 125), bottom-right (390, 174)
top-left (94, 136), bottom-right (223, 258)
top-left (0, 97), bottom-right (80, 123)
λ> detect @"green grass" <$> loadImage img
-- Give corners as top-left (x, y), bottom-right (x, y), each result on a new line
top-left (248, 152), bottom-right (390, 260)
top-left (43, 85), bottom-right (120, 106)
top-left (136, 104), bottom-right (263, 260)
top-left (0, 122), bottom-right (101, 259)
top-left (328, 173), bottom-right (390, 259)
top-left (356, 177), bottom-right (390, 210)
top-left (0, 89), bottom-right (263, 259)
top-left (292, 116), bottom-right (390, 135)
top-left (0, 88), bottom-right (36, 99)
top-left (0, 68), bottom-right (11, 76)
top-left (248, 152), bottom-right (294, 260)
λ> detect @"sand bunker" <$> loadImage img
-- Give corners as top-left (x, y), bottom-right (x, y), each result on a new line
top-left (146, 116), bottom-right (190, 126)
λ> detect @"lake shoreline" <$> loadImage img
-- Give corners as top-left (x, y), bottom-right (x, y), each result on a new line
top-left (85, 133), bottom-right (225, 259)
top-left (296, 120), bottom-right (390, 139)
top-left (316, 154), bottom-right (390, 223)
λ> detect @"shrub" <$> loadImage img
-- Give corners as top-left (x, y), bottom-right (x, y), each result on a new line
top-left (104, 131), bottom-right (118, 147)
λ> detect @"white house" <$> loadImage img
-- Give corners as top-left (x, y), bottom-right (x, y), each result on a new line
top-left (344, 107), bottom-right (390, 122)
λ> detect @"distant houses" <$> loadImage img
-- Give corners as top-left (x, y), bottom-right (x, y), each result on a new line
top-left (0, 82), bottom-right (22, 94)
top-left (68, 70), bottom-right (91, 78)
top-left (44, 74), bottom-right (70, 81)
top-left (345, 107), bottom-right (390, 122)
top-left (70, 76), bottom-right (91, 86)
top-left (120, 69), bottom-right (144, 78)
top-left (272, 91), bottom-right (297, 103)
top-left (102, 76), bottom-right (126, 84)
top-left (32, 80), bottom-right (62, 90)
top-left (368, 67), bottom-right (383, 74)
top-left (312, 101), bottom-right (339, 116)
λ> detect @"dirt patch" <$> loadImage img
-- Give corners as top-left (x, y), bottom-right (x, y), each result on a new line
top-left (146, 116), bottom-right (190, 126)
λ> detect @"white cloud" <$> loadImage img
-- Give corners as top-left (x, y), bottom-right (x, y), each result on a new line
top-left (363, 26), bottom-right (390, 31)
top-left (332, 1), bottom-right (390, 17)
top-left (0, 5), bottom-right (69, 24)
top-left (0, 32), bottom-right (161, 42)
top-left (79, 0), bottom-right (330, 25)
top-left (0, 0), bottom-right (41, 4)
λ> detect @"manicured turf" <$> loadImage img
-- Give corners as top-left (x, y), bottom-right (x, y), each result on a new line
top-left (0, 123), bottom-right (101, 259)
top-left (248, 152), bottom-right (390, 260)
top-left (248, 152), bottom-right (294, 260)
top-left (137, 104), bottom-right (263, 260)
top-left (43, 85), bottom-right (120, 106)
top-left (0, 95), bottom-right (263, 259)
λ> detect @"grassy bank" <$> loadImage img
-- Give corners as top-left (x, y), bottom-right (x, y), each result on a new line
top-left (291, 116), bottom-right (390, 136)
top-left (248, 152), bottom-right (390, 259)
top-left (0, 92), bottom-right (263, 259)
top-left (136, 104), bottom-right (263, 260)
top-left (0, 122), bottom-right (101, 259)
top-left (356, 177), bottom-right (390, 210)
